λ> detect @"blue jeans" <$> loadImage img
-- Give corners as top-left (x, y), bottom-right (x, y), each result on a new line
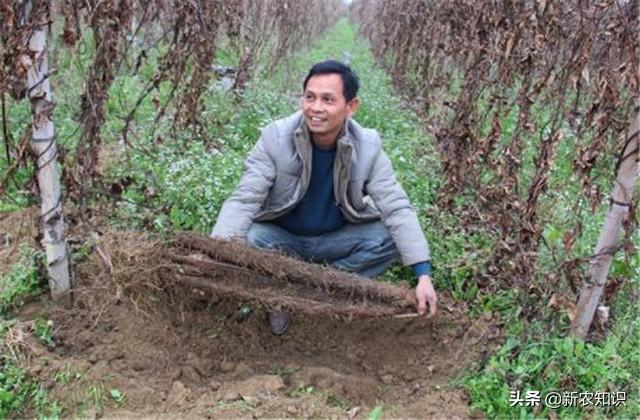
top-left (246, 222), bottom-right (400, 278)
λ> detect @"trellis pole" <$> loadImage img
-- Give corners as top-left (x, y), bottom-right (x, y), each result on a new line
top-left (571, 108), bottom-right (639, 339)
top-left (22, 0), bottom-right (72, 301)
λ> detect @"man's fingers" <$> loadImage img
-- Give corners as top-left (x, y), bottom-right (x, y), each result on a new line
top-left (428, 296), bottom-right (438, 317)
top-left (417, 295), bottom-right (426, 316)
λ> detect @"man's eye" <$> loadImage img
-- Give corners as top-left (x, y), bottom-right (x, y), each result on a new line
top-left (324, 97), bottom-right (335, 103)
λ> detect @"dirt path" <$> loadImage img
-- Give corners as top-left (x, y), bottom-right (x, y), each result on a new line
top-left (15, 232), bottom-right (500, 418)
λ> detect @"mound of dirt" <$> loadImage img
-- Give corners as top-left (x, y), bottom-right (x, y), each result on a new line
top-left (16, 230), bottom-right (502, 418)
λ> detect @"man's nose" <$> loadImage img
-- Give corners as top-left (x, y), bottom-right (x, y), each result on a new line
top-left (310, 98), bottom-right (324, 112)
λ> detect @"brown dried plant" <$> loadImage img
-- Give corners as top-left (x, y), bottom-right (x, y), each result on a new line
top-left (352, 0), bottom-right (639, 294)
top-left (1, 0), bottom-right (343, 201)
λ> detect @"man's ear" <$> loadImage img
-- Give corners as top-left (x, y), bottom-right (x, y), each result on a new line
top-left (347, 97), bottom-right (360, 117)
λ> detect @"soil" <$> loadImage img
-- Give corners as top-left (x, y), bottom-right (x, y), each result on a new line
top-left (4, 220), bottom-right (502, 418)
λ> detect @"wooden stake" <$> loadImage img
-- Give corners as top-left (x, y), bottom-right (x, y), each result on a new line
top-left (571, 109), bottom-right (639, 339)
top-left (24, 1), bottom-right (72, 302)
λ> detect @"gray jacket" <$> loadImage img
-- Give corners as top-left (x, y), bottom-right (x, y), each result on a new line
top-left (211, 111), bottom-right (430, 265)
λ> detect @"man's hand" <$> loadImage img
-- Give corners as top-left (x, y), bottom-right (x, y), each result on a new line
top-left (416, 275), bottom-right (438, 317)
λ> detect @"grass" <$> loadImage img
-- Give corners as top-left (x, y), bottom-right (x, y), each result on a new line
top-left (367, 404), bottom-right (384, 420)
top-left (464, 312), bottom-right (640, 418)
top-left (86, 383), bottom-right (106, 415)
top-left (0, 252), bottom-right (61, 418)
top-left (109, 388), bottom-right (125, 407)
top-left (0, 247), bottom-right (43, 316)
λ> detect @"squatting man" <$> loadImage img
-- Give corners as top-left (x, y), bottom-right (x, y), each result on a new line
top-left (211, 60), bottom-right (437, 334)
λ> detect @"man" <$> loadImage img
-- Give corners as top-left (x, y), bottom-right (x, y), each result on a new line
top-left (211, 60), bottom-right (437, 334)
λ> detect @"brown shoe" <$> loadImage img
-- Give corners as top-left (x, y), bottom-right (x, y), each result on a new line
top-left (268, 310), bottom-right (292, 335)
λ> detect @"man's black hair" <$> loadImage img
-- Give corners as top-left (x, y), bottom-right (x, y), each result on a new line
top-left (303, 60), bottom-right (360, 102)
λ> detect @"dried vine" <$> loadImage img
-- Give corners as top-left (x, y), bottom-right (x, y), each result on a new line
top-left (7, 0), bottom-right (341, 201)
top-left (352, 0), bottom-right (639, 294)
top-left (72, 0), bottom-right (131, 197)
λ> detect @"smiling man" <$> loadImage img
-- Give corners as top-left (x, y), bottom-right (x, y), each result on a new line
top-left (211, 60), bottom-right (437, 334)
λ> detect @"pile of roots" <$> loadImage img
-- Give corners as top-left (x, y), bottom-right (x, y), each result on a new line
top-left (77, 231), bottom-right (416, 318)
top-left (167, 233), bottom-right (416, 317)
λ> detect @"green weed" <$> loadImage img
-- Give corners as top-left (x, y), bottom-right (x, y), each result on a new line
top-left (0, 338), bottom-right (61, 418)
top-left (86, 383), bottom-right (106, 415)
top-left (215, 399), bottom-right (253, 412)
top-left (0, 247), bottom-right (43, 316)
top-left (33, 318), bottom-right (54, 347)
top-left (287, 385), bottom-right (318, 398)
top-left (267, 364), bottom-right (300, 377)
top-left (464, 305), bottom-right (639, 418)
top-left (367, 404), bottom-right (384, 420)
top-left (0, 249), bottom-right (63, 418)
top-left (54, 364), bottom-right (80, 385)
top-left (325, 393), bottom-right (350, 410)
top-left (109, 388), bottom-right (125, 407)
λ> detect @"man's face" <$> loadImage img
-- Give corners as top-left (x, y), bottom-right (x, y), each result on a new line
top-left (302, 73), bottom-right (359, 141)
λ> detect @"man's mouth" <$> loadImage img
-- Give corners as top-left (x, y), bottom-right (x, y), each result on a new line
top-left (308, 116), bottom-right (326, 123)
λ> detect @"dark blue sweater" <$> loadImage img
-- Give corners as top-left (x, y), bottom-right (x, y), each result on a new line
top-left (275, 143), bottom-right (431, 278)
top-left (275, 144), bottom-right (344, 236)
